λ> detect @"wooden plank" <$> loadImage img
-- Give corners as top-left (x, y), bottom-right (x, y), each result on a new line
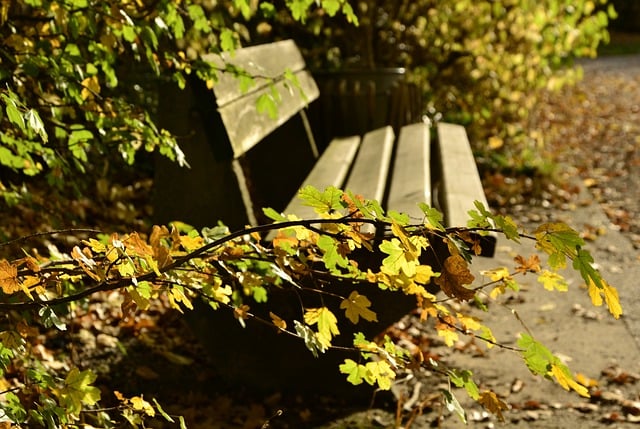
top-left (218, 70), bottom-right (319, 158)
top-left (282, 136), bottom-right (361, 220)
top-left (206, 39), bottom-right (307, 107)
top-left (437, 123), bottom-right (488, 226)
top-left (344, 126), bottom-right (395, 202)
top-left (386, 122), bottom-right (430, 220)
top-left (437, 122), bottom-right (496, 256)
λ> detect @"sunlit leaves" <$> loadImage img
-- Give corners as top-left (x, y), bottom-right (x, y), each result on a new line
top-left (298, 185), bottom-right (344, 215)
top-left (517, 334), bottom-right (590, 397)
top-left (339, 358), bottom-right (395, 390)
top-left (304, 307), bottom-right (339, 349)
top-left (534, 222), bottom-right (584, 269)
top-left (340, 291), bottom-right (377, 324)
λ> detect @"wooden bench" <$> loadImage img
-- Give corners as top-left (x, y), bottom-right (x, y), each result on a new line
top-left (153, 39), bottom-right (496, 395)
top-left (154, 39), bottom-right (496, 257)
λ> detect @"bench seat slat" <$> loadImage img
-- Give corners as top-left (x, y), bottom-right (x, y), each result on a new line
top-left (386, 122), bottom-right (431, 220)
top-left (344, 126), bottom-right (395, 203)
top-left (283, 135), bottom-right (361, 220)
top-left (436, 122), bottom-right (489, 228)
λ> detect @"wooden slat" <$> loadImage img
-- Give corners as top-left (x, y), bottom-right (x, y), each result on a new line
top-left (437, 123), bottom-right (488, 226)
top-left (282, 136), bottom-right (361, 220)
top-left (205, 40), bottom-right (308, 107)
top-left (344, 126), bottom-right (395, 202)
top-left (437, 122), bottom-right (496, 256)
top-left (218, 70), bottom-right (319, 158)
top-left (386, 123), bottom-right (431, 220)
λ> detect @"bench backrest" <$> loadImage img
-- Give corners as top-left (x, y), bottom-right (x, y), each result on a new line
top-left (153, 40), bottom-right (322, 230)
top-left (204, 39), bottom-right (320, 159)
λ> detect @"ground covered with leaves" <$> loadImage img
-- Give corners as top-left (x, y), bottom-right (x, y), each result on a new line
top-left (1, 54), bottom-right (640, 428)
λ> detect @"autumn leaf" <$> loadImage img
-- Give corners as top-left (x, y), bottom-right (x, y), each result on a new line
top-left (551, 363), bottom-right (590, 397)
top-left (0, 259), bottom-right (20, 294)
top-left (587, 279), bottom-right (622, 319)
top-left (269, 312), bottom-right (287, 331)
top-left (304, 307), bottom-right (340, 348)
top-left (434, 255), bottom-right (476, 301)
top-left (478, 390), bottom-right (508, 422)
top-left (81, 75), bottom-right (100, 100)
top-left (340, 291), bottom-right (378, 324)
top-left (364, 360), bottom-right (395, 390)
top-left (534, 222), bottom-right (584, 269)
top-left (131, 396), bottom-right (156, 417)
top-left (538, 270), bottom-right (569, 292)
top-left (514, 254), bottom-right (541, 274)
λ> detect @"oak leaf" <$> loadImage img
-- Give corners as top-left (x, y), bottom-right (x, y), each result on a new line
top-left (0, 259), bottom-right (20, 294)
top-left (434, 255), bottom-right (475, 301)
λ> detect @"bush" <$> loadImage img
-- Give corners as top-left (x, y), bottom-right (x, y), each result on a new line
top-left (254, 0), bottom-right (615, 171)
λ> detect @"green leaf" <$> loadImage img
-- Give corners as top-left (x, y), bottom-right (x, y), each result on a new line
top-left (339, 358), bottom-right (367, 385)
top-left (419, 203), bottom-right (445, 231)
top-left (220, 28), bottom-right (236, 53)
top-left (59, 368), bottom-right (101, 417)
top-left (448, 369), bottom-right (480, 400)
top-left (38, 307), bottom-right (67, 331)
top-left (298, 185), bottom-right (344, 214)
top-left (517, 333), bottom-right (554, 376)
top-left (262, 207), bottom-right (287, 222)
top-left (317, 235), bottom-right (349, 272)
top-left (442, 389), bottom-right (466, 423)
top-left (256, 92), bottom-right (278, 119)
top-left (572, 248), bottom-right (603, 289)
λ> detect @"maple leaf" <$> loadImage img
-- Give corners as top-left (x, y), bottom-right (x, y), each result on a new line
top-left (304, 307), bottom-right (340, 348)
top-left (514, 254), bottom-right (541, 274)
top-left (449, 369), bottom-right (480, 400)
top-left (534, 222), bottom-right (584, 269)
top-left (365, 360), bottom-right (396, 390)
top-left (57, 368), bottom-right (101, 418)
top-left (0, 259), bottom-right (20, 294)
top-left (340, 290), bottom-right (378, 324)
top-left (478, 391), bottom-right (508, 422)
top-left (434, 255), bottom-right (476, 301)
top-left (339, 359), bottom-right (367, 385)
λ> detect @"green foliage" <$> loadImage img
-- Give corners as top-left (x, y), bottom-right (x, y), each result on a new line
top-left (0, 186), bottom-right (624, 425)
top-left (258, 0), bottom-right (614, 171)
top-left (0, 0), bottom-right (357, 197)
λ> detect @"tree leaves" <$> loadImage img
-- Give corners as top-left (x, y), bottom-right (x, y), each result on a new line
top-left (517, 334), bottom-right (590, 397)
top-left (304, 307), bottom-right (340, 349)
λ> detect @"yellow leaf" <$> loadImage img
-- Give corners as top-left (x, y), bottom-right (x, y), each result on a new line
top-left (587, 279), bottom-right (623, 319)
top-left (538, 270), bottom-right (568, 292)
top-left (304, 307), bottom-right (340, 348)
top-left (457, 313), bottom-right (482, 331)
top-left (168, 286), bottom-right (193, 312)
top-left (0, 259), bottom-right (20, 294)
top-left (131, 396), bottom-right (155, 417)
top-left (340, 291), bottom-right (378, 324)
top-left (481, 267), bottom-right (511, 282)
top-left (437, 328), bottom-right (459, 347)
top-left (81, 76), bottom-right (100, 100)
top-left (551, 364), bottom-right (590, 397)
